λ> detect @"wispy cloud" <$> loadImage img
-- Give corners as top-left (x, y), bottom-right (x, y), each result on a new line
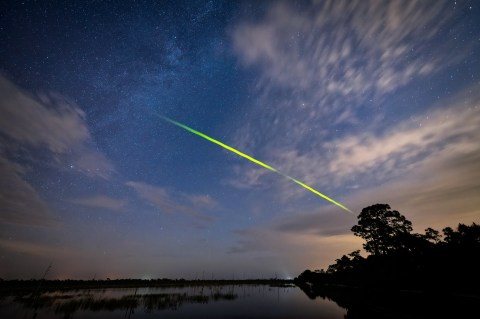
top-left (275, 137), bottom-right (480, 239)
top-left (228, 82), bottom-right (480, 204)
top-left (228, 225), bottom-right (362, 272)
top-left (71, 195), bottom-right (127, 212)
top-left (233, 0), bottom-right (452, 104)
top-left (126, 181), bottom-right (216, 221)
top-left (188, 194), bottom-right (217, 209)
top-left (0, 155), bottom-right (58, 226)
top-left (342, 142), bottom-right (480, 231)
top-left (0, 76), bottom-right (88, 153)
top-left (0, 74), bottom-right (117, 226)
top-left (230, 145), bottom-right (480, 267)
top-left (275, 207), bottom-right (356, 237)
top-left (0, 74), bottom-right (114, 179)
top-left (228, 2), bottom-right (477, 272)
top-left (244, 109), bottom-right (478, 271)
top-left (0, 238), bottom-right (68, 257)
top-left (228, 228), bottom-right (271, 254)
top-left (230, 0), bottom-right (462, 187)
top-left (282, 91), bottom-right (480, 188)
top-left (227, 87), bottom-right (480, 268)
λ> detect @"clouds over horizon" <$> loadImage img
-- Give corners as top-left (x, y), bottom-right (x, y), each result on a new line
top-left (230, 0), bottom-right (479, 202)
top-left (126, 181), bottom-right (217, 222)
top-left (278, 89), bottom-right (480, 189)
top-left (227, 89), bottom-right (480, 264)
top-left (226, 1), bottom-right (480, 267)
top-left (0, 75), bottom-right (114, 226)
top-left (229, 223), bottom-right (363, 272)
top-left (228, 85), bottom-right (480, 201)
top-left (0, 155), bottom-right (58, 226)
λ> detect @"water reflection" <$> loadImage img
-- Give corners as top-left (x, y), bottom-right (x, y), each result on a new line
top-left (1, 284), bottom-right (346, 319)
top-left (297, 284), bottom-right (479, 319)
top-left (12, 287), bottom-right (237, 318)
top-left (3, 283), bottom-right (477, 318)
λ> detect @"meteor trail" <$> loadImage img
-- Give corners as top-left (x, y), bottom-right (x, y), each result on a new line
top-left (160, 116), bottom-right (352, 213)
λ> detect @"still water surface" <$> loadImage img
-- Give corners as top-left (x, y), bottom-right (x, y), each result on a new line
top-left (1, 284), bottom-right (346, 318)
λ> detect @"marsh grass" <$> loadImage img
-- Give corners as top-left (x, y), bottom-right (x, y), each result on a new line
top-left (10, 287), bottom-right (239, 317)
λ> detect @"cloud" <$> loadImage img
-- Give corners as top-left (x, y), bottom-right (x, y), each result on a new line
top-left (230, 0), bottom-right (462, 175)
top-left (269, 101), bottom-right (480, 246)
top-left (0, 155), bottom-right (58, 226)
top-left (228, 229), bottom-right (270, 254)
top-left (71, 195), bottom-right (127, 212)
top-left (342, 143), bottom-right (480, 232)
top-left (227, 2), bottom-right (478, 272)
top-left (296, 100), bottom-right (477, 186)
top-left (230, 139), bottom-right (480, 267)
top-left (227, 87), bottom-right (480, 268)
top-left (0, 238), bottom-right (68, 257)
top-left (228, 84), bottom-right (480, 203)
top-left (0, 237), bottom-right (80, 279)
top-left (281, 141), bottom-right (480, 238)
top-left (188, 194), bottom-right (217, 209)
top-left (272, 133), bottom-right (480, 239)
top-left (233, 0), bottom-right (452, 100)
top-left (0, 74), bottom-right (117, 226)
top-left (0, 76), bottom-right (88, 152)
top-left (324, 108), bottom-right (480, 183)
top-left (126, 181), bottom-right (216, 221)
top-left (228, 225), bottom-right (363, 272)
top-left (0, 74), bottom-right (114, 178)
top-left (74, 148), bottom-right (115, 179)
top-left (275, 207), bottom-right (356, 237)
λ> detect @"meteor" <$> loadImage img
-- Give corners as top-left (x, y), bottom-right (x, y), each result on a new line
top-left (160, 116), bottom-right (352, 213)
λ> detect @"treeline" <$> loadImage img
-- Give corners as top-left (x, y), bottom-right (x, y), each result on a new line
top-left (295, 204), bottom-right (480, 294)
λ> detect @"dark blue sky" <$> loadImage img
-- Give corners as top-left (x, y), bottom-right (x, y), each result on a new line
top-left (1, 0), bottom-right (480, 279)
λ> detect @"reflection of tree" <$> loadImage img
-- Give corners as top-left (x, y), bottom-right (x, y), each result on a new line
top-left (297, 283), bottom-right (478, 319)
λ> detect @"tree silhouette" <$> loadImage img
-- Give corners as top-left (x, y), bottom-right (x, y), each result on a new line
top-left (351, 204), bottom-right (413, 255)
top-left (423, 227), bottom-right (441, 244)
top-left (326, 250), bottom-right (364, 274)
top-left (443, 223), bottom-right (480, 245)
top-left (295, 204), bottom-right (480, 302)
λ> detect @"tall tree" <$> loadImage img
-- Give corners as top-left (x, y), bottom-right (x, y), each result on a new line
top-left (351, 204), bottom-right (413, 255)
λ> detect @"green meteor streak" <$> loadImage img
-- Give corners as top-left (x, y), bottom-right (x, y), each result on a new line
top-left (161, 116), bottom-right (352, 213)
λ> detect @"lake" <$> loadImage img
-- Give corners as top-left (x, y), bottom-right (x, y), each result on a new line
top-left (0, 284), bottom-right (346, 318)
top-left (3, 283), bottom-right (477, 318)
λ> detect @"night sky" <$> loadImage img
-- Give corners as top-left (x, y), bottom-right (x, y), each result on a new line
top-left (1, 0), bottom-right (480, 280)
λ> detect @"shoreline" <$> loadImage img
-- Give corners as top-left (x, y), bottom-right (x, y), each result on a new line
top-left (0, 278), bottom-right (294, 294)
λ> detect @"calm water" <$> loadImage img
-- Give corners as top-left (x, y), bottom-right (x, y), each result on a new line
top-left (0, 285), bottom-right (346, 319)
